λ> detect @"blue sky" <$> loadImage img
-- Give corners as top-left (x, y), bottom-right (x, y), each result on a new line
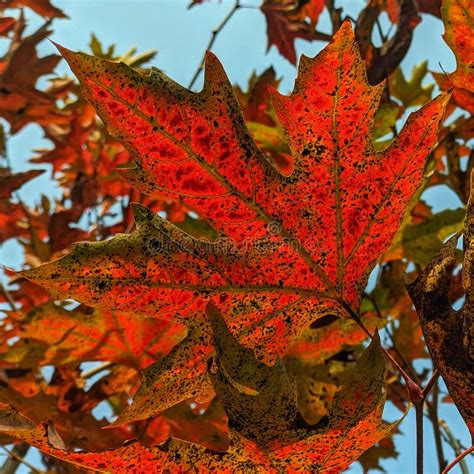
top-left (1, 0), bottom-right (472, 472)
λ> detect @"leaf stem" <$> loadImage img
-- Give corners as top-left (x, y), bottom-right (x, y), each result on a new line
top-left (442, 446), bottom-right (474, 474)
top-left (427, 380), bottom-right (447, 472)
top-left (188, 0), bottom-right (241, 89)
top-left (415, 401), bottom-right (424, 474)
top-left (421, 369), bottom-right (439, 398)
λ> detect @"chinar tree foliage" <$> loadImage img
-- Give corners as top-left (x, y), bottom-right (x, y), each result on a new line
top-left (0, 0), bottom-right (472, 473)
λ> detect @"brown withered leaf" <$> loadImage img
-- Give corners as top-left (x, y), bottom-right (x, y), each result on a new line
top-left (407, 177), bottom-right (473, 440)
top-left (2, 0), bottom-right (66, 19)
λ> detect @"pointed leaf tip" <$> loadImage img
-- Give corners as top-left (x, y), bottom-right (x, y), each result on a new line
top-left (131, 203), bottom-right (154, 226)
top-left (338, 19), bottom-right (355, 36)
top-left (49, 41), bottom-right (73, 58)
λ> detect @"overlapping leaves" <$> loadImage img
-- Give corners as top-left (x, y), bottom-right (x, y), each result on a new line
top-left (0, 309), bottom-right (396, 472)
top-left (17, 22), bottom-right (449, 430)
top-left (23, 22), bottom-right (448, 364)
top-left (0, 2), bottom-right (470, 471)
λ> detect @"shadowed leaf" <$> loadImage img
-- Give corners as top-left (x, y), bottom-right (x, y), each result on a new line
top-left (0, 331), bottom-right (398, 472)
top-left (407, 179), bottom-right (473, 439)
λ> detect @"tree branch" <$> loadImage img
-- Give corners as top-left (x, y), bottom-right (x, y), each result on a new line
top-left (0, 443), bottom-right (42, 474)
top-left (188, 0), bottom-right (241, 89)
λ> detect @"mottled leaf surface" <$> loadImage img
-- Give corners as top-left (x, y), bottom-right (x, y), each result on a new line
top-left (285, 313), bottom-right (382, 364)
top-left (407, 181), bottom-right (474, 439)
top-left (1, 303), bottom-right (186, 368)
top-left (22, 23), bottom-right (448, 365)
top-left (0, 328), bottom-right (397, 472)
top-left (112, 317), bottom-right (214, 425)
top-left (436, 0), bottom-right (474, 112)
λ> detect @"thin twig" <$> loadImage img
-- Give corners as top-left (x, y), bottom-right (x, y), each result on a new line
top-left (0, 444), bottom-right (43, 474)
top-left (427, 380), bottom-right (447, 472)
top-left (375, 17), bottom-right (387, 43)
top-left (365, 296), bottom-right (417, 381)
top-left (439, 420), bottom-right (470, 474)
top-left (81, 361), bottom-right (113, 379)
top-left (442, 446), bottom-right (474, 474)
top-left (188, 0), bottom-right (241, 89)
top-left (0, 284), bottom-right (17, 311)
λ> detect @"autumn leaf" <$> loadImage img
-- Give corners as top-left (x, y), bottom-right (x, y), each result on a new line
top-left (207, 302), bottom-right (300, 441)
top-left (145, 399), bottom-right (229, 451)
top-left (234, 67), bottom-right (295, 173)
top-left (372, 102), bottom-right (399, 144)
top-left (88, 34), bottom-right (157, 69)
top-left (187, 330), bottom-right (392, 468)
top-left (433, 0), bottom-right (474, 113)
top-left (407, 178), bottom-right (473, 439)
top-left (0, 319), bottom-right (397, 472)
top-left (0, 302), bottom-right (186, 368)
top-left (0, 17), bottom-right (15, 36)
top-left (234, 66), bottom-right (280, 127)
top-left (2, 0), bottom-right (66, 19)
top-left (358, 437), bottom-right (399, 473)
top-left (385, 0), bottom-right (442, 22)
top-left (386, 207), bottom-right (465, 265)
top-left (260, 0), bottom-right (327, 65)
top-left (21, 22), bottom-right (449, 368)
top-left (0, 170), bottom-right (43, 242)
top-left (0, 383), bottom-right (132, 451)
top-left (0, 19), bottom-right (69, 133)
top-left (284, 356), bottom-right (351, 425)
top-left (17, 20), bottom-right (449, 434)
top-left (110, 317), bottom-right (214, 425)
top-left (285, 313), bottom-right (382, 364)
top-left (0, 169), bottom-right (44, 199)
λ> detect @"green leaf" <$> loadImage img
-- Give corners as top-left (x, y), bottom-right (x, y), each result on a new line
top-left (389, 208), bottom-right (465, 265)
top-left (390, 62), bottom-right (434, 107)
